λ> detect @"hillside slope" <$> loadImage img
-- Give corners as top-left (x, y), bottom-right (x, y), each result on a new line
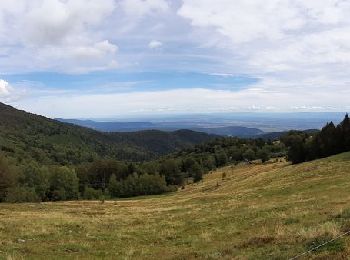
top-left (0, 102), bottom-right (214, 164)
top-left (112, 129), bottom-right (216, 155)
top-left (1, 153), bottom-right (350, 259)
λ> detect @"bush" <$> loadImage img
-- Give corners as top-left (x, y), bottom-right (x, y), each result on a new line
top-left (5, 186), bottom-right (40, 203)
top-left (257, 148), bottom-right (271, 163)
top-left (109, 173), bottom-right (169, 198)
top-left (190, 162), bottom-right (203, 183)
top-left (243, 148), bottom-right (256, 161)
top-left (83, 187), bottom-right (103, 200)
top-left (159, 159), bottom-right (183, 186)
top-left (222, 172), bottom-right (227, 180)
top-left (215, 151), bottom-right (228, 167)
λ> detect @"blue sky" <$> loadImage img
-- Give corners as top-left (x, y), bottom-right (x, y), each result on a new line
top-left (0, 0), bottom-right (350, 118)
top-left (3, 71), bottom-right (258, 93)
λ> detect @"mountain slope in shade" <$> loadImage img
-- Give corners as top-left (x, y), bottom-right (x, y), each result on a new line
top-left (112, 129), bottom-right (215, 155)
top-left (0, 103), bottom-right (215, 164)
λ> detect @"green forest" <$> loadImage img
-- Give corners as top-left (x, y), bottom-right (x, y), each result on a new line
top-left (281, 114), bottom-right (350, 164)
top-left (1, 102), bottom-right (349, 203)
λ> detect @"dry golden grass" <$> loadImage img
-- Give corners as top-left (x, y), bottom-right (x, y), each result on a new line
top-left (1, 153), bottom-right (350, 259)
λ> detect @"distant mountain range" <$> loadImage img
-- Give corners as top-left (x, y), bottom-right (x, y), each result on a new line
top-left (56, 118), bottom-right (265, 137)
top-left (257, 129), bottom-right (319, 140)
top-left (192, 126), bottom-right (263, 137)
top-left (56, 119), bottom-right (156, 132)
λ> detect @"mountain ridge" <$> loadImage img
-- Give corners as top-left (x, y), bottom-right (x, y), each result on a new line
top-left (0, 102), bottom-right (215, 164)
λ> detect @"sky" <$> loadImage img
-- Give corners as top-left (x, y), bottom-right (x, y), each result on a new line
top-left (0, 0), bottom-right (350, 118)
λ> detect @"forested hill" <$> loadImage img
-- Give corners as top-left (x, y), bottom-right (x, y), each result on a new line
top-left (111, 129), bottom-right (215, 155)
top-left (0, 102), bottom-right (215, 164)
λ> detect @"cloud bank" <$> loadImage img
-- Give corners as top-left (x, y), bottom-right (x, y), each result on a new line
top-left (1, 0), bottom-right (350, 116)
top-left (0, 0), bottom-right (118, 73)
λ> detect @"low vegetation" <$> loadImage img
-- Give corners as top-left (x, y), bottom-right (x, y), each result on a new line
top-left (1, 152), bottom-right (350, 259)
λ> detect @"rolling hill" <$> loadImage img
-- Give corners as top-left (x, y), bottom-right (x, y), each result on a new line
top-left (0, 102), bottom-right (215, 164)
top-left (1, 152), bottom-right (350, 258)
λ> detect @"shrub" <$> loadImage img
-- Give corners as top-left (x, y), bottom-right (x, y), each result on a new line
top-left (222, 172), bottom-right (227, 180)
top-left (160, 159), bottom-right (183, 185)
top-left (215, 151), bottom-right (228, 167)
top-left (83, 187), bottom-right (103, 200)
top-left (257, 148), bottom-right (271, 163)
top-left (109, 173), bottom-right (169, 198)
top-left (5, 186), bottom-right (40, 203)
top-left (243, 148), bottom-right (256, 161)
top-left (191, 162), bottom-right (203, 183)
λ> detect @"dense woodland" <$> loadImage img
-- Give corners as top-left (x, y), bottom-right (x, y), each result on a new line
top-left (0, 102), bottom-right (215, 164)
top-left (0, 103), bottom-right (287, 202)
top-left (0, 135), bottom-right (285, 202)
top-left (1, 102), bottom-right (349, 203)
top-left (281, 114), bottom-right (350, 164)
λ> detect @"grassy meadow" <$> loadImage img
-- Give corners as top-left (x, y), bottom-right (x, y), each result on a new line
top-left (2, 153), bottom-right (350, 259)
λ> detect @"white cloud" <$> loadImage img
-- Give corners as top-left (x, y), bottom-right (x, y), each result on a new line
top-left (120, 0), bottom-right (169, 18)
top-left (178, 0), bottom-right (350, 44)
top-left (178, 0), bottom-right (303, 44)
top-left (16, 84), bottom-right (350, 118)
top-left (0, 79), bottom-right (32, 102)
top-left (22, 0), bottom-right (116, 46)
top-left (177, 0), bottom-right (350, 111)
top-left (66, 41), bottom-right (118, 61)
top-left (148, 40), bottom-right (163, 49)
top-left (0, 79), bottom-right (10, 97)
top-left (0, 0), bottom-right (117, 73)
top-left (177, 0), bottom-right (350, 73)
top-left (2, 0), bottom-right (350, 114)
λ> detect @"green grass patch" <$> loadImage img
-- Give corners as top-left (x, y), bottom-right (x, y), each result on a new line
top-left (1, 153), bottom-right (350, 259)
top-left (305, 233), bottom-right (345, 253)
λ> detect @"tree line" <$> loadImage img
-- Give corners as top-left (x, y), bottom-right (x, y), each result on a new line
top-left (0, 136), bottom-right (285, 202)
top-left (282, 114), bottom-right (350, 164)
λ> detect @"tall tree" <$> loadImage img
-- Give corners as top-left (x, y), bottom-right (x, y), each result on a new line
top-left (48, 166), bottom-right (79, 201)
top-left (339, 114), bottom-right (350, 150)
